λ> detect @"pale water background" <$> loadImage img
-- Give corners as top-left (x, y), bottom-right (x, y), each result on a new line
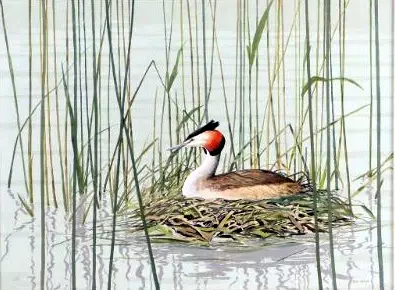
top-left (0, 1), bottom-right (393, 289)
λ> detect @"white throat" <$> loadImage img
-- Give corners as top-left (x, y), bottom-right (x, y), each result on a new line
top-left (182, 152), bottom-right (220, 197)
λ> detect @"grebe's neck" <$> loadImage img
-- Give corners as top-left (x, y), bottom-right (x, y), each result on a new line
top-left (195, 153), bottom-right (220, 177)
top-left (182, 153), bottom-right (220, 197)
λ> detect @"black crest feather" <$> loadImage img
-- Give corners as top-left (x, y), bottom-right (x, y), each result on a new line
top-left (185, 120), bottom-right (219, 141)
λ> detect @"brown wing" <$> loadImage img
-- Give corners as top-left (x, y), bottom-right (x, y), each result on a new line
top-left (199, 169), bottom-right (303, 200)
top-left (207, 169), bottom-right (297, 190)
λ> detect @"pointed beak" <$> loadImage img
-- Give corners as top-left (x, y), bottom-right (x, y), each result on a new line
top-left (166, 139), bottom-right (192, 152)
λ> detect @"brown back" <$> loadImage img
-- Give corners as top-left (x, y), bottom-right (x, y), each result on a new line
top-left (205, 169), bottom-right (297, 191)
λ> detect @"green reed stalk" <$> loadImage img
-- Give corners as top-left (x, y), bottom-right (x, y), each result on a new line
top-left (268, 75), bottom-right (280, 171)
top-left (129, 1), bottom-right (135, 199)
top-left (275, 0), bottom-right (281, 169)
top-left (265, 1), bottom-right (282, 171)
top-left (28, 0), bottom-right (33, 203)
top-left (328, 50), bottom-right (339, 189)
top-left (116, 0), bottom-right (121, 87)
top-left (43, 98), bottom-right (49, 207)
top-left (292, 0), bottom-right (297, 173)
top-left (44, 0), bottom-right (57, 207)
top-left (232, 0), bottom-right (240, 170)
top-left (83, 0), bottom-right (92, 193)
top-left (207, 0), bottom-right (216, 100)
top-left (368, 0), bottom-right (373, 172)
top-left (104, 1), bottom-right (123, 286)
top-left (39, 0), bottom-right (48, 287)
top-left (324, 1), bottom-right (337, 288)
top-left (318, 4), bottom-right (325, 187)
top-left (180, 0), bottom-right (185, 118)
top-left (238, 0), bottom-right (244, 169)
top-left (255, 0), bottom-right (260, 168)
top-left (245, 0), bottom-right (252, 167)
top-left (315, 0), bottom-right (321, 171)
top-left (175, 96), bottom-right (180, 183)
top-left (0, 0), bottom-right (29, 194)
top-left (82, 0), bottom-right (89, 125)
top-left (161, 0), bottom-right (169, 178)
top-left (304, 1), bottom-right (323, 288)
top-left (158, 82), bottom-right (166, 189)
top-left (52, 0), bottom-right (68, 211)
top-left (151, 90), bottom-right (158, 194)
top-left (184, 3), bottom-right (194, 164)
top-left (126, 1), bottom-right (133, 201)
top-left (162, 0), bottom-right (174, 153)
top-left (296, 0), bottom-right (300, 173)
top-left (90, 0), bottom-right (99, 287)
top-left (70, 0), bottom-right (79, 287)
top-left (373, 0), bottom-right (384, 288)
top-left (98, 10), bottom-right (103, 197)
top-left (247, 15), bottom-right (253, 168)
top-left (392, 0), bottom-right (394, 131)
top-left (64, 0), bottom-right (70, 207)
top-left (107, 58), bottom-right (111, 192)
top-left (117, 0), bottom-right (127, 202)
top-left (339, 0), bottom-right (352, 212)
top-left (242, 0), bottom-right (247, 168)
top-left (169, 0), bottom-right (176, 150)
top-left (275, 0), bottom-right (280, 167)
top-left (280, 1), bottom-right (287, 165)
top-left (202, 0), bottom-right (208, 122)
top-left (186, 1), bottom-right (196, 128)
top-left (77, 0), bottom-right (85, 182)
top-left (194, 1), bottom-right (202, 132)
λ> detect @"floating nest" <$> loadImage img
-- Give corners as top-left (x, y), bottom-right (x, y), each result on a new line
top-left (127, 190), bottom-right (354, 245)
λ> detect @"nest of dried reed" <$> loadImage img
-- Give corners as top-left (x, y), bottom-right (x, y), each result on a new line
top-left (126, 189), bottom-right (354, 245)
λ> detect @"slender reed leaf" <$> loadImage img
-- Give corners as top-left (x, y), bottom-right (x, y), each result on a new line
top-left (373, 0), bottom-right (384, 288)
top-left (247, 0), bottom-right (273, 66)
top-left (166, 46), bottom-right (184, 93)
top-left (301, 76), bottom-right (362, 97)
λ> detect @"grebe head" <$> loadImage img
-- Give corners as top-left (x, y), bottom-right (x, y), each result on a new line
top-left (167, 120), bottom-right (225, 155)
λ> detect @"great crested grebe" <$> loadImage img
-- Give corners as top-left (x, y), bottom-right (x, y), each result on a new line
top-left (168, 120), bottom-right (305, 200)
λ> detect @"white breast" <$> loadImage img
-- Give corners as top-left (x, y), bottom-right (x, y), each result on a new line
top-left (182, 153), bottom-right (220, 198)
